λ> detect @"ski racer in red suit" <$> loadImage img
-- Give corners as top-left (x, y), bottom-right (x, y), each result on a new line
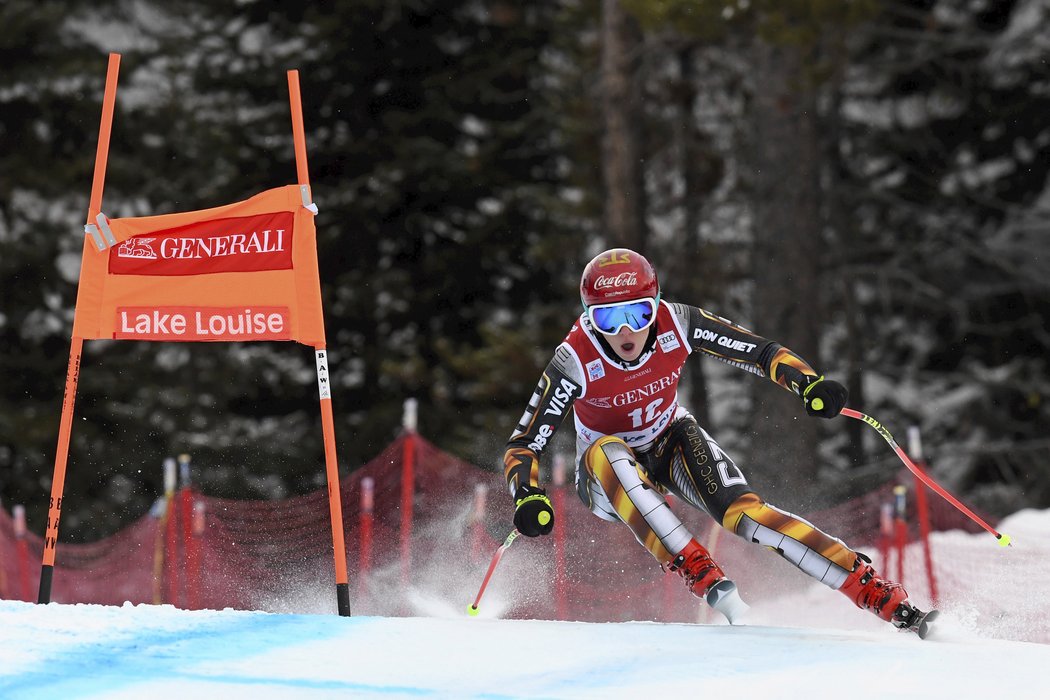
top-left (502, 248), bottom-right (935, 634)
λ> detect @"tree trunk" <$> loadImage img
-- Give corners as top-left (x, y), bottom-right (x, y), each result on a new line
top-left (674, 45), bottom-right (712, 429)
top-left (600, 0), bottom-right (646, 252)
top-left (745, 39), bottom-right (824, 505)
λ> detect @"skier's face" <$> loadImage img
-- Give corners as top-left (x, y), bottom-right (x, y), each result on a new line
top-left (602, 325), bottom-right (647, 362)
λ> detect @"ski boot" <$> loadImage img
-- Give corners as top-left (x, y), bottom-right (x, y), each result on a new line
top-left (841, 553), bottom-right (938, 638)
top-left (666, 539), bottom-right (749, 624)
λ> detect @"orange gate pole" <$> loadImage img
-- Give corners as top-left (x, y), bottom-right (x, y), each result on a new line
top-left (38, 53), bottom-right (121, 604)
top-left (288, 69), bottom-right (351, 616)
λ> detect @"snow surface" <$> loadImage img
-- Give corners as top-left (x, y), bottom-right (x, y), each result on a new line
top-left (1, 599), bottom-right (1048, 700)
top-left (2, 508), bottom-right (1049, 699)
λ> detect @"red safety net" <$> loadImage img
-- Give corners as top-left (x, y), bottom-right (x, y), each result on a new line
top-left (2, 433), bottom-right (1044, 641)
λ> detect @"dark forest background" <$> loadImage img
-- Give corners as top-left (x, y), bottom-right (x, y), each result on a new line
top-left (2, 0), bottom-right (1048, 541)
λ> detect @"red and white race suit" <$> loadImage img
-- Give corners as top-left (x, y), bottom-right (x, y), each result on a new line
top-left (502, 300), bottom-right (818, 497)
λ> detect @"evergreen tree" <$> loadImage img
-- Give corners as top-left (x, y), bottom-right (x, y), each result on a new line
top-left (1, 0), bottom-right (587, 538)
top-left (831, 0), bottom-right (1050, 511)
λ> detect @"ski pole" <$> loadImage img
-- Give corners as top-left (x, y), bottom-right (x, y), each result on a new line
top-left (840, 407), bottom-right (1012, 547)
top-left (467, 529), bottom-right (520, 616)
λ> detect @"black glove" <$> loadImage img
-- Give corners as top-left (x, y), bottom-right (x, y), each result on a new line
top-left (513, 484), bottom-right (554, 537)
top-left (802, 375), bottom-right (848, 418)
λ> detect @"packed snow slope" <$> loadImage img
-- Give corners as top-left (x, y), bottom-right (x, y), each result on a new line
top-left (1, 597), bottom-right (1048, 700)
top-left (3, 508), bottom-right (1048, 699)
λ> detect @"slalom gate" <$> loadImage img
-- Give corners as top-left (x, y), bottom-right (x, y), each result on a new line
top-left (31, 54), bottom-right (350, 615)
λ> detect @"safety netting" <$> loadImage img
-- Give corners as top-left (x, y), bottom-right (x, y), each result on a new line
top-left (2, 432), bottom-right (1044, 642)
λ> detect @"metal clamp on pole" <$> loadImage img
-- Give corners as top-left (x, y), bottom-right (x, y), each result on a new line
top-left (84, 224), bottom-right (106, 251)
top-left (300, 184), bottom-right (318, 215)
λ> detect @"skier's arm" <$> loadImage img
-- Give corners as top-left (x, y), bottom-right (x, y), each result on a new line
top-left (675, 303), bottom-right (828, 398)
top-left (502, 345), bottom-right (582, 497)
top-left (502, 345), bottom-right (582, 536)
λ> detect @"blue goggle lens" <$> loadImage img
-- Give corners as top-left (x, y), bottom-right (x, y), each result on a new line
top-left (589, 299), bottom-right (657, 334)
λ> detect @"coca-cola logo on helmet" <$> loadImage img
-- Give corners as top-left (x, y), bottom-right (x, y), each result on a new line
top-left (594, 272), bottom-right (638, 290)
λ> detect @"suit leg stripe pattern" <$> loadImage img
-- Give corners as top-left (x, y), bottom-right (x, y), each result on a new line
top-left (724, 493), bottom-right (854, 588)
top-left (584, 437), bottom-right (692, 563)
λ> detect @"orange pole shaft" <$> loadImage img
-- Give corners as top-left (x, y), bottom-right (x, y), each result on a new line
top-left (315, 347), bottom-right (350, 615)
top-left (287, 70), bottom-right (311, 187)
top-left (319, 398), bottom-right (347, 578)
top-left (40, 339), bottom-right (83, 569)
top-left (37, 337), bottom-right (83, 602)
top-left (39, 53), bottom-right (121, 604)
top-left (88, 54), bottom-right (121, 219)
top-left (290, 68), bottom-right (350, 616)
top-left (319, 387), bottom-right (349, 584)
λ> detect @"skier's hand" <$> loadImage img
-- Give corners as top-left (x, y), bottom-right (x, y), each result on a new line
top-left (513, 484), bottom-right (554, 537)
top-left (802, 376), bottom-right (848, 418)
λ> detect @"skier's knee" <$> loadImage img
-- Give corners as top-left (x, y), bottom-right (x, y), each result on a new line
top-left (722, 492), bottom-right (765, 534)
top-left (582, 436), bottom-right (634, 474)
top-left (584, 436), bottom-right (657, 491)
top-left (722, 492), bottom-right (855, 584)
top-left (575, 437), bottom-right (634, 521)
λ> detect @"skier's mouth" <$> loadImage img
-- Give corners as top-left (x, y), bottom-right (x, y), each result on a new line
top-left (621, 342), bottom-right (635, 353)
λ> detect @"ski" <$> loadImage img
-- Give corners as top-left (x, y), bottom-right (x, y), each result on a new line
top-left (894, 604), bottom-right (939, 640)
top-left (706, 579), bottom-right (750, 625)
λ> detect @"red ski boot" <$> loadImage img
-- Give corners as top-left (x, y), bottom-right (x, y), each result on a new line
top-left (840, 553), bottom-right (910, 622)
top-left (666, 539), bottom-right (749, 624)
top-left (841, 554), bottom-right (938, 637)
top-left (666, 539), bottom-right (725, 597)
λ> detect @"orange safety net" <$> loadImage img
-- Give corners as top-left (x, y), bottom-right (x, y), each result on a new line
top-left (5, 433), bottom-right (1040, 637)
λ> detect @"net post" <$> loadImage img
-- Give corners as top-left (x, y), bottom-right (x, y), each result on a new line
top-left (470, 483), bottom-right (488, 561)
top-left (552, 453), bottom-right (568, 620)
top-left (152, 457), bottom-right (176, 605)
top-left (908, 426), bottom-right (939, 605)
top-left (400, 399), bottom-right (417, 589)
top-left (358, 477), bottom-right (374, 600)
top-left (188, 498), bottom-right (205, 610)
top-left (14, 505), bottom-right (32, 601)
top-left (176, 454), bottom-right (193, 608)
top-left (893, 484), bottom-right (908, 586)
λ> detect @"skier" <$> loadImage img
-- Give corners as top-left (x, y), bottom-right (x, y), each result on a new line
top-left (502, 247), bottom-right (935, 635)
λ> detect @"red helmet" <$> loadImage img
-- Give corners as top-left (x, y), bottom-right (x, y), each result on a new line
top-left (580, 248), bottom-right (660, 308)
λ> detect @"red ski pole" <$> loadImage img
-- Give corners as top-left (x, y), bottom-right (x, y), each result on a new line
top-left (467, 529), bottom-right (520, 616)
top-left (840, 407), bottom-right (1012, 547)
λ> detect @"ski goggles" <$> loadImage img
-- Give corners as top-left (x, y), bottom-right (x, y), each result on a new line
top-left (586, 297), bottom-right (659, 334)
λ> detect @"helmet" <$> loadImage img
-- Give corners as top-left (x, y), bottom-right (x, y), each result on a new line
top-left (580, 248), bottom-right (659, 309)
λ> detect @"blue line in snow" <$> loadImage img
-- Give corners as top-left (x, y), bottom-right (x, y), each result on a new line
top-left (0, 613), bottom-right (437, 699)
